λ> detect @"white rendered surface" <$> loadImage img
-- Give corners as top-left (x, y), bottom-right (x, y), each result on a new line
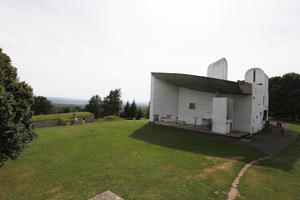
top-left (150, 64), bottom-right (269, 134)
top-left (207, 58), bottom-right (228, 80)
top-left (178, 87), bottom-right (215, 125)
top-left (245, 68), bottom-right (269, 133)
top-left (150, 75), bottom-right (179, 122)
top-left (212, 97), bottom-right (228, 134)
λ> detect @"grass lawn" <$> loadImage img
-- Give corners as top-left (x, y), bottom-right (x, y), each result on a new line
top-left (237, 123), bottom-right (300, 200)
top-left (0, 119), bottom-right (265, 200)
top-left (32, 112), bottom-right (93, 121)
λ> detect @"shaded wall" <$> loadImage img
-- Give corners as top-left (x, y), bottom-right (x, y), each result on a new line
top-left (150, 75), bottom-right (179, 121)
top-left (178, 87), bottom-right (216, 125)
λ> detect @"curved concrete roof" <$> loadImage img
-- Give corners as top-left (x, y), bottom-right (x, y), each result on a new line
top-left (152, 72), bottom-right (252, 95)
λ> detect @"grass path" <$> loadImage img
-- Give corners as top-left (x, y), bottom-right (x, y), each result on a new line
top-left (227, 156), bottom-right (271, 200)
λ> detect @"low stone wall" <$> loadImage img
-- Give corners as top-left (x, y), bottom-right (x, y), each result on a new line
top-left (34, 118), bottom-right (66, 128)
top-left (33, 114), bottom-right (95, 128)
top-left (75, 115), bottom-right (95, 124)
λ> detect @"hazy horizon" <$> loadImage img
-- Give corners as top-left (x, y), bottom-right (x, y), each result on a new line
top-left (1, 0), bottom-right (300, 102)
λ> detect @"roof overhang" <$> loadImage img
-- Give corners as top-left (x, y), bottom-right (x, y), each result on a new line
top-left (152, 72), bottom-right (252, 95)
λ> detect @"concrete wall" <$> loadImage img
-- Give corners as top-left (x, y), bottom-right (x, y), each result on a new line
top-left (222, 94), bottom-right (252, 133)
top-left (245, 68), bottom-right (269, 133)
top-left (34, 114), bottom-right (95, 128)
top-left (178, 87), bottom-right (216, 125)
top-left (212, 97), bottom-right (228, 134)
top-left (150, 75), bottom-right (179, 121)
top-left (207, 58), bottom-right (228, 80)
top-left (149, 66), bottom-right (268, 134)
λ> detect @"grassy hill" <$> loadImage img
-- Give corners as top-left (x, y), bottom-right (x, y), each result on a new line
top-left (32, 112), bottom-right (93, 122)
top-left (0, 119), bottom-right (299, 200)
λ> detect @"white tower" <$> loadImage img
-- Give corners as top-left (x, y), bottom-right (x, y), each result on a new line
top-left (207, 58), bottom-right (228, 80)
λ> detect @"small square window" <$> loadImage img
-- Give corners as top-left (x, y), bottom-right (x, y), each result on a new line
top-left (189, 103), bottom-right (195, 109)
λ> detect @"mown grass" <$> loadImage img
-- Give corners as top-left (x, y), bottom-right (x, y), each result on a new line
top-left (0, 119), bottom-right (264, 200)
top-left (237, 123), bottom-right (300, 200)
top-left (32, 112), bottom-right (93, 121)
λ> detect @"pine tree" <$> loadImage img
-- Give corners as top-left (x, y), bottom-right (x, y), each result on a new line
top-left (123, 101), bottom-right (130, 118)
top-left (129, 100), bottom-right (137, 119)
top-left (136, 107), bottom-right (143, 120)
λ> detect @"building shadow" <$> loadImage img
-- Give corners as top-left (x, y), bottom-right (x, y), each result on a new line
top-left (130, 122), bottom-right (299, 172)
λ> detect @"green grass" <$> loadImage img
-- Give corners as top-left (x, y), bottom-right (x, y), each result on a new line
top-left (0, 119), bottom-right (265, 200)
top-left (32, 112), bottom-right (93, 121)
top-left (237, 123), bottom-right (300, 200)
top-left (98, 115), bottom-right (125, 122)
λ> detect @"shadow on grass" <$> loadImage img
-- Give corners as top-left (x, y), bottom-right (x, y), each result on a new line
top-left (130, 123), bottom-right (260, 164)
top-left (257, 124), bottom-right (300, 172)
top-left (130, 122), bottom-right (300, 172)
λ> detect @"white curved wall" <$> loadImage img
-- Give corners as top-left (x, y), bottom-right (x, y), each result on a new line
top-left (244, 68), bottom-right (269, 133)
top-left (207, 58), bottom-right (228, 80)
top-left (150, 75), bottom-right (179, 121)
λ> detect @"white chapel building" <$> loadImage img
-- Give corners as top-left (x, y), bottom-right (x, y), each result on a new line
top-left (149, 58), bottom-right (268, 135)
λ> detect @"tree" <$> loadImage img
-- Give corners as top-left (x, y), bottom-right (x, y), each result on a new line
top-left (123, 101), bottom-right (130, 118)
top-left (136, 107), bottom-right (143, 120)
top-left (269, 73), bottom-right (300, 120)
top-left (32, 96), bottom-right (54, 115)
top-left (144, 102), bottom-right (150, 119)
top-left (129, 100), bottom-right (137, 119)
top-left (61, 105), bottom-right (71, 113)
top-left (86, 95), bottom-right (103, 119)
top-left (72, 105), bottom-right (83, 112)
top-left (0, 48), bottom-right (37, 165)
top-left (102, 89), bottom-right (122, 116)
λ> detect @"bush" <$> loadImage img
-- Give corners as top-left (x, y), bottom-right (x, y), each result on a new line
top-left (0, 49), bottom-right (37, 166)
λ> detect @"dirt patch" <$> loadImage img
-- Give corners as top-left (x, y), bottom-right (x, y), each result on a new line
top-left (197, 160), bottom-right (234, 179)
top-left (45, 187), bottom-right (66, 200)
top-left (158, 163), bottom-right (174, 173)
top-left (179, 156), bottom-right (245, 181)
top-left (197, 156), bottom-right (244, 179)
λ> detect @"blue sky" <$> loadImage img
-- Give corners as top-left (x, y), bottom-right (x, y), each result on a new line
top-left (1, 0), bottom-right (299, 102)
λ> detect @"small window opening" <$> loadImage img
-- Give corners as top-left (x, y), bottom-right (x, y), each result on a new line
top-left (189, 103), bottom-right (195, 109)
top-left (253, 70), bottom-right (256, 82)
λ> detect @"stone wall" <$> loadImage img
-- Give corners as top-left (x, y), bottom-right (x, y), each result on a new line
top-left (34, 118), bottom-right (66, 128)
top-left (34, 114), bottom-right (95, 128)
top-left (74, 115), bottom-right (95, 125)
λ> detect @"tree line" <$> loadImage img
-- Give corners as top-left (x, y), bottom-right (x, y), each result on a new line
top-left (269, 72), bottom-right (300, 120)
top-left (32, 96), bottom-right (85, 115)
top-left (120, 100), bottom-right (143, 120)
top-left (32, 91), bottom-right (150, 120)
top-left (85, 89), bottom-right (122, 119)
top-left (85, 94), bottom-right (149, 120)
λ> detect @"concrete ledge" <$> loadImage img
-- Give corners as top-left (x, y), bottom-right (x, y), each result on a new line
top-left (89, 191), bottom-right (123, 200)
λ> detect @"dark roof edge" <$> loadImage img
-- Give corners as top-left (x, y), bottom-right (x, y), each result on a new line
top-left (151, 72), bottom-right (252, 95)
